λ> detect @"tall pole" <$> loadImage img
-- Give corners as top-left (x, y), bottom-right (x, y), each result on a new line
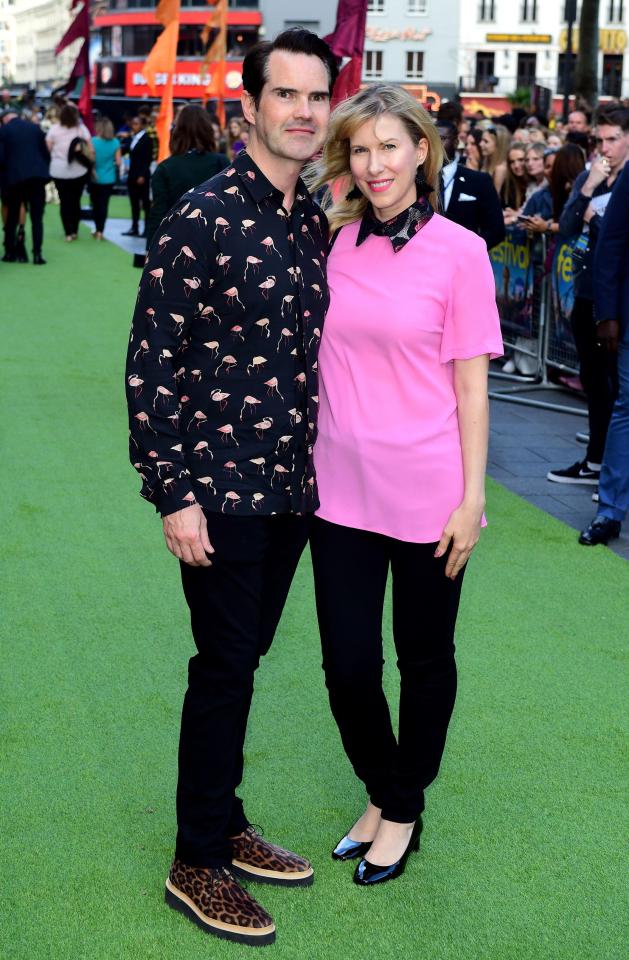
top-left (562, 0), bottom-right (577, 122)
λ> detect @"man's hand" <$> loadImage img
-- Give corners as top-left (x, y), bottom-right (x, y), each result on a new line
top-left (136, 176), bottom-right (146, 186)
top-left (582, 155), bottom-right (610, 195)
top-left (597, 319), bottom-right (620, 353)
top-left (162, 503), bottom-right (214, 567)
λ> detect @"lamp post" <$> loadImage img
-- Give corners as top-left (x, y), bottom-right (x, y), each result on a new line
top-left (562, 0), bottom-right (577, 122)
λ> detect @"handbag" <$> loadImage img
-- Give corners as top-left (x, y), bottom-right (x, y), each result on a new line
top-left (68, 136), bottom-right (93, 172)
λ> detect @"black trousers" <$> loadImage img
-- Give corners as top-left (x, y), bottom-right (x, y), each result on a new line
top-left (175, 510), bottom-right (310, 867)
top-left (54, 176), bottom-right (88, 237)
top-left (571, 296), bottom-right (618, 464)
top-left (4, 178), bottom-right (47, 255)
top-left (310, 517), bottom-right (465, 824)
top-left (128, 178), bottom-right (150, 230)
top-left (88, 183), bottom-right (114, 233)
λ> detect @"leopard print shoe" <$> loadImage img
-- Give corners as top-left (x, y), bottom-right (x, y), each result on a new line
top-left (165, 859), bottom-right (276, 946)
top-left (230, 825), bottom-right (314, 886)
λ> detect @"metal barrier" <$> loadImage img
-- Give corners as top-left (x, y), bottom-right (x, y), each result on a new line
top-left (487, 226), bottom-right (586, 417)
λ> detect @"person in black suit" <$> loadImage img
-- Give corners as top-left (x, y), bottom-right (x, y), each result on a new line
top-left (436, 121), bottom-right (505, 251)
top-left (0, 109), bottom-right (50, 264)
top-left (123, 115), bottom-right (153, 236)
top-left (579, 162), bottom-right (629, 546)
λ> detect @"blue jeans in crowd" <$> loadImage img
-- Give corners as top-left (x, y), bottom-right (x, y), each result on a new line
top-left (598, 320), bottom-right (629, 524)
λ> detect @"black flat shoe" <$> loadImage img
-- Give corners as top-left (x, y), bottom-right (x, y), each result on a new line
top-left (578, 516), bottom-right (621, 546)
top-left (332, 833), bottom-right (372, 861)
top-left (122, 227), bottom-right (139, 236)
top-left (33, 253), bottom-right (47, 265)
top-left (353, 818), bottom-right (422, 886)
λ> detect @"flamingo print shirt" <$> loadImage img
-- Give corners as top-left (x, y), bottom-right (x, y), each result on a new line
top-left (125, 150), bottom-right (329, 517)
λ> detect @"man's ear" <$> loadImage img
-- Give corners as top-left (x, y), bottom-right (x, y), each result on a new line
top-left (241, 91), bottom-right (256, 127)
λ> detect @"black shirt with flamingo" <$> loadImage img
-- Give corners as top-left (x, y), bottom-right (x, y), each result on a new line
top-left (125, 150), bottom-right (329, 517)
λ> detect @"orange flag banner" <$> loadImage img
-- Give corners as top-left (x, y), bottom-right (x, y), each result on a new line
top-left (141, 0), bottom-right (181, 163)
top-left (202, 0), bottom-right (227, 125)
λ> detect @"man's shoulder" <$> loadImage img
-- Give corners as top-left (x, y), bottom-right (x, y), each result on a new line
top-left (182, 164), bottom-right (240, 207)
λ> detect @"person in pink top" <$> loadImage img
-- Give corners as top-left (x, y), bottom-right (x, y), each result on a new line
top-left (308, 84), bottom-right (503, 886)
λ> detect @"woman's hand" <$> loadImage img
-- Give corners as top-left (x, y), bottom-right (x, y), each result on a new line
top-left (526, 214), bottom-right (549, 234)
top-left (434, 500), bottom-right (484, 580)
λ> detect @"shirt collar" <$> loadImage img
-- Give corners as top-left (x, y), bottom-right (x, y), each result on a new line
top-left (356, 195), bottom-right (434, 253)
top-left (233, 149), bottom-right (311, 209)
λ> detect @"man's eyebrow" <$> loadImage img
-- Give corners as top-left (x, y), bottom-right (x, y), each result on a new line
top-left (271, 87), bottom-right (330, 98)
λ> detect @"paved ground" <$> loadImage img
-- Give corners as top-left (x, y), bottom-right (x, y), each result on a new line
top-left (101, 215), bottom-right (629, 563)
top-left (488, 382), bottom-right (629, 561)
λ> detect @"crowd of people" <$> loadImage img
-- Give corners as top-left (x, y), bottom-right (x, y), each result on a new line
top-left (0, 92), bottom-right (254, 257)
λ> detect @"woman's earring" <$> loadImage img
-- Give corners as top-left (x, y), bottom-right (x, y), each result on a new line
top-left (345, 184), bottom-right (362, 201)
top-left (414, 164), bottom-right (432, 197)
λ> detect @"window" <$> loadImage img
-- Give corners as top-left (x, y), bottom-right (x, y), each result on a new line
top-left (517, 51), bottom-right (536, 87)
top-left (607, 0), bottom-right (624, 21)
top-left (475, 51), bottom-right (495, 90)
top-left (368, 0), bottom-right (386, 14)
top-left (406, 50), bottom-right (425, 79)
top-left (407, 0), bottom-right (428, 13)
top-left (478, 0), bottom-right (495, 21)
top-left (122, 25), bottom-right (159, 56)
top-left (520, 0), bottom-right (537, 21)
top-left (100, 26), bottom-right (111, 57)
top-left (602, 54), bottom-right (623, 96)
top-left (363, 49), bottom-right (383, 79)
top-left (557, 52), bottom-right (576, 93)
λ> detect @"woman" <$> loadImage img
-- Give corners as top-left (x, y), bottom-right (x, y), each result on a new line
top-left (463, 128), bottom-right (483, 170)
top-left (89, 116), bottom-right (120, 240)
top-left (144, 105), bottom-right (229, 246)
top-left (308, 84), bottom-right (503, 886)
top-left (501, 141), bottom-right (529, 220)
top-left (226, 115), bottom-right (247, 159)
top-left (523, 142), bottom-right (546, 202)
top-left (46, 103), bottom-right (93, 241)
top-left (479, 123), bottom-right (510, 195)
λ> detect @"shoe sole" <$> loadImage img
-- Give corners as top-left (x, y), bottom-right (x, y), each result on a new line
top-left (231, 860), bottom-right (314, 886)
top-left (165, 878), bottom-right (276, 946)
top-left (546, 474), bottom-right (599, 485)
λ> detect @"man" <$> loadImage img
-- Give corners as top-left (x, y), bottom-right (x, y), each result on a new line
top-left (579, 162), bottom-right (629, 546)
top-left (548, 107), bottom-right (629, 486)
top-left (567, 109), bottom-right (590, 134)
top-left (125, 28), bottom-right (336, 946)
top-left (0, 109), bottom-right (50, 264)
top-left (436, 120), bottom-right (505, 251)
top-left (122, 115), bottom-right (153, 236)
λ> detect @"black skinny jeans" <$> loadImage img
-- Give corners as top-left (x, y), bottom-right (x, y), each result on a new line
top-left (54, 175), bottom-right (88, 236)
top-left (310, 517), bottom-right (465, 824)
top-left (3, 177), bottom-right (46, 255)
top-left (175, 511), bottom-right (310, 867)
top-left (88, 183), bottom-right (114, 233)
top-left (128, 178), bottom-right (150, 231)
top-left (571, 296), bottom-right (618, 465)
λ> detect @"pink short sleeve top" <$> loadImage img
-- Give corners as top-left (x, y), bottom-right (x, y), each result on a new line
top-left (313, 213), bottom-right (503, 543)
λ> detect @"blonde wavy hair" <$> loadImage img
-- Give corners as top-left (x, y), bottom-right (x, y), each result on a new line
top-left (306, 83), bottom-right (445, 233)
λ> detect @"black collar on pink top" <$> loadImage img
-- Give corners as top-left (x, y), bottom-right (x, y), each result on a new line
top-left (356, 192), bottom-right (434, 253)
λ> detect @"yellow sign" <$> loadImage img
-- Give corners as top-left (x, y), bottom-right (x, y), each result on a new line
top-left (486, 33), bottom-right (552, 44)
top-left (559, 27), bottom-right (627, 53)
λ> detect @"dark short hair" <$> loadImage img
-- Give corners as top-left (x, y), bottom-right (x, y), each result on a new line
top-left (242, 28), bottom-right (338, 109)
top-left (595, 106), bottom-right (629, 132)
top-left (436, 101), bottom-right (462, 125)
top-left (435, 120), bottom-right (457, 135)
top-left (170, 105), bottom-right (216, 155)
top-left (59, 103), bottom-right (80, 128)
top-left (565, 130), bottom-right (589, 151)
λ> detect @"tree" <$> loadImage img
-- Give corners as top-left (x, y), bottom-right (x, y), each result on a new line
top-left (574, 0), bottom-right (599, 108)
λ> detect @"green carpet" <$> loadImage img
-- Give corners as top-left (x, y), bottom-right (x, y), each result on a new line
top-left (1, 208), bottom-right (627, 960)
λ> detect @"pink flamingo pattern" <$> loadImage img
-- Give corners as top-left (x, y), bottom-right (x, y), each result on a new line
top-left (125, 149), bottom-right (328, 517)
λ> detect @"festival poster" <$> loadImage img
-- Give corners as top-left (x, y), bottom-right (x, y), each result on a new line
top-left (489, 226), bottom-right (535, 339)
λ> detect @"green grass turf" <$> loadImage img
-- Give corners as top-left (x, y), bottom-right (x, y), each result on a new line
top-left (2, 207), bottom-right (628, 960)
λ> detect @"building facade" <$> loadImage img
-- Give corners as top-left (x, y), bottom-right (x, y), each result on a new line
top-left (458, 0), bottom-right (628, 116)
top-left (0, 0), bottom-right (16, 84)
top-left (12, 0), bottom-right (76, 88)
top-left (362, 0), bottom-right (460, 108)
top-left (258, 0), bottom-right (336, 44)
